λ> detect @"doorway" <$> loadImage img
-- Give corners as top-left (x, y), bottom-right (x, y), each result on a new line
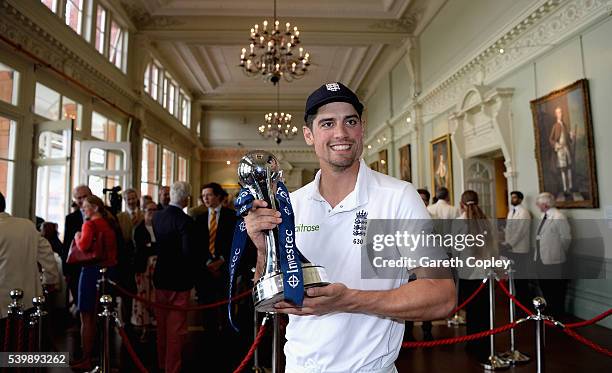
top-left (464, 150), bottom-right (508, 219)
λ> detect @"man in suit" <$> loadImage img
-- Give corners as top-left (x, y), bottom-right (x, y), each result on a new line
top-left (501, 191), bottom-right (532, 304)
top-left (427, 187), bottom-right (459, 219)
top-left (194, 183), bottom-right (236, 307)
top-left (62, 185), bottom-right (92, 306)
top-left (194, 183), bottom-right (252, 371)
top-left (0, 192), bottom-right (59, 318)
top-left (156, 186), bottom-right (170, 210)
top-left (534, 192), bottom-right (571, 317)
top-left (152, 181), bottom-right (199, 373)
top-left (116, 188), bottom-right (143, 326)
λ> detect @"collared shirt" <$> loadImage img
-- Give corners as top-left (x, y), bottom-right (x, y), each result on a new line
top-left (284, 159), bottom-right (430, 373)
top-left (208, 206), bottom-right (221, 229)
top-left (427, 199), bottom-right (459, 219)
top-left (145, 224), bottom-right (156, 243)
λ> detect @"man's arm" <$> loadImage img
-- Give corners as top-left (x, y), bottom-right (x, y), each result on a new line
top-left (275, 276), bottom-right (456, 321)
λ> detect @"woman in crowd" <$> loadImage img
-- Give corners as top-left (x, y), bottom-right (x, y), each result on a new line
top-left (71, 195), bottom-right (118, 370)
top-left (455, 190), bottom-right (499, 363)
top-left (131, 201), bottom-right (159, 340)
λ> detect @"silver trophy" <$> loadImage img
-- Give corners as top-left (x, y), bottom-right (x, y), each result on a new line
top-left (238, 150), bottom-right (329, 312)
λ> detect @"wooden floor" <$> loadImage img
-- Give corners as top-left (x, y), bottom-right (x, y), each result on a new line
top-left (41, 301), bottom-right (612, 373)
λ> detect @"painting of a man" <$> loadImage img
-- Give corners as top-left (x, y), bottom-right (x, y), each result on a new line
top-left (530, 79), bottom-right (598, 208)
top-left (548, 107), bottom-right (575, 195)
top-left (430, 134), bottom-right (453, 203)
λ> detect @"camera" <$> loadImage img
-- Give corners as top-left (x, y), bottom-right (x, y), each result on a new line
top-left (102, 186), bottom-right (122, 215)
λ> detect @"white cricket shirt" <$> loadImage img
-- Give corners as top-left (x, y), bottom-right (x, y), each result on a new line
top-left (285, 159), bottom-right (430, 373)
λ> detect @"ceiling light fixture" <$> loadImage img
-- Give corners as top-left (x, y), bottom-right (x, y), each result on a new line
top-left (239, 0), bottom-right (311, 84)
top-left (258, 82), bottom-right (298, 144)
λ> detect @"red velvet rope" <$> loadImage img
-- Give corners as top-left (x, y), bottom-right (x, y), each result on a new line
top-left (565, 309), bottom-right (612, 329)
top-left (3, 317), bottom-right (11, 352)
top-left (496, 279), bottom-right (612, 358)
top-left (403, 321), bottom-right (520, 348)
top-left (232, 322), bottom-right (268, 373)
top-left (563, 328), bottom-right (612, 358)
top-left (117, 325), bottom-right (149, 373)
top-left (109, 280), bottom-right (251, 311)
top-left (446, 278), bottom-right (488, 317)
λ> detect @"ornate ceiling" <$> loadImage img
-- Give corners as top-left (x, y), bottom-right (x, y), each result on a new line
top-left (120, 0), bottom-right (446, 111)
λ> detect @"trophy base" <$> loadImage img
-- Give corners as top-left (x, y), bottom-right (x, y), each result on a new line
top-left (253, 264), bottom-right (329, 312)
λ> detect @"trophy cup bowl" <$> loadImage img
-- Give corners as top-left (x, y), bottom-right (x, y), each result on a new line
top-left (238, 150), bottom-right (329, 312)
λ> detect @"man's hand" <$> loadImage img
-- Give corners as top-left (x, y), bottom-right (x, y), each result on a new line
top-left (273, 283), bottom-right (354, 316)
top-left (244, 200), bottom-right (282, 256)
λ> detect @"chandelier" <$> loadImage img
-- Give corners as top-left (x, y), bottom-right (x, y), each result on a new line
top-left (258, 84), bottom-right (298, 144)
top-left (239, 0), bottom-right (311, 84)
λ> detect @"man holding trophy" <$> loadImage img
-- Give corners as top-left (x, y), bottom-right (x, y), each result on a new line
top-left (240, 82), bottom-right (456, 372)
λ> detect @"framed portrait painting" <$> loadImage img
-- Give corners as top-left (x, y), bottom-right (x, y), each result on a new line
top-left (430, 134), bottom-right (453, 203)
top-left (369, 161), bottom-right (379, 172)
top-left (530, 79), bottom-right (598, 208)
top-left (399, 144), bottom-right (412, 182)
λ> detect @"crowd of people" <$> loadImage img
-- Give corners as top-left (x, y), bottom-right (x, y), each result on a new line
top-left (403, 186), bottom-right (572, 363)
top-left (0, 180), bottom-right (255, 372)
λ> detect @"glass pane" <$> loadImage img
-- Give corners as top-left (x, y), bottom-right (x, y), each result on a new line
top-left (0, 160), bottom-right (15, 213)
top-left (35, 83), bottom-right (61, 120)
top-left (181, 97), bottom-right (190, 126)
top-left (141, 138), bottom-right (158, 182)
top-left (168, 84), bottom-right (176, 115)
top-left (162, 78), bottom-right (168, 107)
top-left (88, 175), bottom-right (104, 197)
top-left (151, 65), bottom-right (159, 100)
top-left (36, 164), bottom-right (67, 234)
top-left (106, 149), bottom-right (123, 171)
top-left (107, 121), bottom-right (121, 142)
top-left (144, 64), bottom-right (150, 94)
top-left (41, 0), bottom-right (57, 12)
top-left (109, 20), bottom-right (124, 69)
top-left (87, 148), bottom-right (124, 170)
top-left (92, 112), bottom-right (121, 141)
top-left (62, 96), bottom-right (81, 130)
top-left (95, 5), bottom-right (106, 54)
top-left (88, 147), bottom-right (105, 170)
top-left (0, 117), bottom-right (16, 160)
top-left (161, 148), bottom-right (174, 186)
top-left (88, 175), bottom-right (122, 205)
top-left (38, 130), bottom-right (68, 159)
top-left (140, 182), bottom-right (158, 201)
top-left (178, 156), bottom-right (187, 182)
top-left (91, 112), bottom-right (106, 139)
top-left (0, 62), bottom-right (19, 106)
top-left (65, 0), bottom-right (83, 35)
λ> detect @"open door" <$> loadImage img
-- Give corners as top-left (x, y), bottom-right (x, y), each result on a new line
top-left (32, 119), bottom-right (73, 234)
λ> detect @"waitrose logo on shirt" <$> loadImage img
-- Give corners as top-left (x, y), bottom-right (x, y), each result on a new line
top-left (295, 223), bottom-right (320, 233)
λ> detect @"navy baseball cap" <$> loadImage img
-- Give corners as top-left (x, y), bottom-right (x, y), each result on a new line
top-left (304, 82), bottom-right (364, 122)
